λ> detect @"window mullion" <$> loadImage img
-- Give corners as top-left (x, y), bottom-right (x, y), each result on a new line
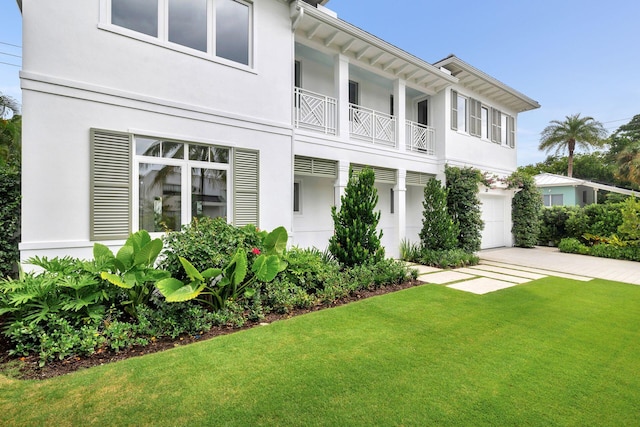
top-left (159, 0), bottom-right (168, 43)
top-left (183, 161), bottom-right (191, 227)
top-left (208, 0), bottom-right (214, 55)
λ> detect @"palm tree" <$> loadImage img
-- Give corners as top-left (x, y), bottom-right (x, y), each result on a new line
top-left (616, 143), bottom-right (640, 187)
top-left (0, 93), bottom-right (20, 119)
top-left (538, 113), bottom-right (607, 177)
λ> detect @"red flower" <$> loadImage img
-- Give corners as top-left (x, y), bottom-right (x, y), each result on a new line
top-left (251, 248), bottom-right (261, 255)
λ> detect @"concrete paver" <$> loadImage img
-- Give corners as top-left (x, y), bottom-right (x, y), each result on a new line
top-left (480, 247), bottom-right (640, 285)
top-left (419, 271), bottom-right (475, 284)
top-left (457, 267), bottom-right (531, 284)
top-left (480, 261), bottom-right (592, 282)
top-left (470, 264), bottom-right (547, 280)
top-left (447, 277), bottom-right (520, 295)
top-left (411, 265), bottom-right (442, 275)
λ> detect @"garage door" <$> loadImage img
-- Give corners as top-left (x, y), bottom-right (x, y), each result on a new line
top-left (479, 194), bottom-right (509, 249)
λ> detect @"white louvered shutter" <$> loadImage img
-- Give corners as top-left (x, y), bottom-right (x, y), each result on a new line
top-left (90, 129), bottom-right (132, 240)
top-left (233, 149), bottom-right (259, 227)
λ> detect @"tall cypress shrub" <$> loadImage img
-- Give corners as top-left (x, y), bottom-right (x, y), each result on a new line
top-left (445, 165), bottom-right (484, 253)
top-left (329, 167), bottom-right (384, 266)
top-left (0, 166), bottom-right (20, 278)
top-left (508, 172), bottom-right (542, 248)
top-left (420, 178), bottom-right (458, 250)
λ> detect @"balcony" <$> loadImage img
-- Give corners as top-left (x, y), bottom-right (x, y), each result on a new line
top-left (294, 87), bottom-right (337, 135)
top-left (406, 121), bottom-right (435, 155)
top-left (349, 104), bottom-right (396, 147)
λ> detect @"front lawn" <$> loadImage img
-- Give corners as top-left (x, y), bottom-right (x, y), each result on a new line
top-left (1, 277), bottom-right (639, 426)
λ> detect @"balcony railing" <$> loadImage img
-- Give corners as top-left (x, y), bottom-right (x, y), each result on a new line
top-left (349, 104), bottom-right (396, 147)
top-left (294, 87), bottom-right (337, 135)
top-left (406, 120), bottom-right (435, 155)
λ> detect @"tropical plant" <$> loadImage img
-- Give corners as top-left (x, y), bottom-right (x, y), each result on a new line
top-left (618, 196), bottom-right (640, 240)
top-left (329, 167), bottom-right (384, 267)
top-left (98, 230), bottom-right (170, 318)
top-left (538, 114), bottom-right (607, 177)
top-left (508, 172), bottom-right (542, 248)
top-left (445, 165), bottom-right (484, 253)
top-left (419, 178), bottom-right (458, 250)
top-left (160, 217), bottom-right (264, 281)
top-left (0, 114), bottom-right (21, 168)
top-left (156, 226), bottom-right (288, 310)
top-left (0, 166), bottom-right (20, 278)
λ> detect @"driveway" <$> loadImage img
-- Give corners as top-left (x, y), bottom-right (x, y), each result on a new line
top-left (479, 246), bottom-right (640, 285)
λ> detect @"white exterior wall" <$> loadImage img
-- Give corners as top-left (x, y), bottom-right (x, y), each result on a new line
top-left (292, 175), bottom-right (334, 250)
top-left (20, 0), bottom-right (294, 261)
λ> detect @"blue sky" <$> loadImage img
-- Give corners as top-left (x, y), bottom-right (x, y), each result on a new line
top-left (2, 0), bottom-right (639, 165)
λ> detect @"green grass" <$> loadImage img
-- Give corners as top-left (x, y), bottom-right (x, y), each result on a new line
top-left (2, 277), bottom-right (640, 426)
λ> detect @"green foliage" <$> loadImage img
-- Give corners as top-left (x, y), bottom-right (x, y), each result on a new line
top-left (508, 172), bottom-right (542, 248)
top-left (420, 178), bottom-right (458, 250)
top-left (538, 206), bottom-right (578, 246)
top-left (157, 227), bottom-right (288, 310)
top-left (0, 115), bottom-right (21, 168)
top-left (445, 165), bottom-right (484, 252)
top-left (0, 166), bottom-right (20, 278)
top-left (160, 217), bottom-right (264, 281)
top-left (618, 197), bottom-right (640, 240)
top-left (278, 247), bottom-right (340, 293)
top-left (98, 230), bottom-right (170, 318)
top-left (559, 236), bottom-right (640, 261)
top-left (329, 167), bottom-right (384, 266)
top-left (399, 239), bottom-right (422, 263)
top-left (262, 278), bottom-right (315, 314)
top-left (558, 238), bottom-right (590, 255)
top-left (418, 249), bottom-right (480, 269)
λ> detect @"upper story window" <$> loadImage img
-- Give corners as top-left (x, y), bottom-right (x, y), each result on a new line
top-left (107, 0), bottom-right (252, 66)
top-left (452, 89), bottom-right (515, 148)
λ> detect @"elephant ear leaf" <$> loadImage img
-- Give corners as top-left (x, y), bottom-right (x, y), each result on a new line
top-left (101, 272), bottom-right (134, 289)
top-left (156, 278), bottom-right (205, 302)
top-left (263, 227), bottom-right (288, 256)
top-left (93, 243), bottom-right (114, 262)
top-left (225, 249), bottom-right (247, 286)
top-left (179, 257), bottom-right (204, 282)
top-left (251, 255), bottom-right (280, 282)
top-left (134, 238), bottom-right (163, 266)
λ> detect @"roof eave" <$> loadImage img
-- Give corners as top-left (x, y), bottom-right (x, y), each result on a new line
top-left (434, 55), bottom-right (540, 113)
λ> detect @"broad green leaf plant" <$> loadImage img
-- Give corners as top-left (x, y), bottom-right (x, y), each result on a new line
top-left (156, 226), bottom-right (288, 310)
top-left (98, 230), bottom-right (170, 318)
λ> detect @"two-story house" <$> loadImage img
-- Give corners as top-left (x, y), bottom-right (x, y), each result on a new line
top-left (17, 0), bottom-right (539, 262)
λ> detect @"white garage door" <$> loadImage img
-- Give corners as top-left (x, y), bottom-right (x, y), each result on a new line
top-left (479, 194), bottom-right (509, 249)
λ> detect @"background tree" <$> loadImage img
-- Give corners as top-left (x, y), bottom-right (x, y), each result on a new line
top-left (445, 165), bottom-right (484, 253)
top-left (0, 92), bottom-right (20, 119)
top-left (329, 167), bottom-right (384, 266)
top-left (419, 178), bottom-right (458, 250)
top-left (0, 114), bottom-right (22, 168)
top-left (508, 172), bottom-right (542, 248)
top-left (539, 113), bottom-right (607, 177)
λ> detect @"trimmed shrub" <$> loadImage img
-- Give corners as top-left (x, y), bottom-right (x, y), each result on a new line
top-left (160, 217), bottom-right (263, 280)
top-left (445, 165), bottom-right (484, 252)
top-left (618, 197), bottom-right (640, 240)
top-left (0, 166), bottom-right (20, 278)
top-left (329, 167), bottom-right (384, 266)
top-left (558, 237), bottom-right (589, 255)
top-left (420, 178), bottom-right (458, 250)
top-left (539, 206), bottom-right (577, 246)
top-left (509, 173), bottom-right (542, 248)
top-left (419, 249), bottom-right (479, 269)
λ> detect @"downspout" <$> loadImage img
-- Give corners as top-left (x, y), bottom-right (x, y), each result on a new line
top-left (290, 1), bottom-right (304, 31)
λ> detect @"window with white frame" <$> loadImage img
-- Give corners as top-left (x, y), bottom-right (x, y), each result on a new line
top-left (481, 106), bottom-right (489, 139)
top-left (542, 194), bottom-right (564, 207)
top-left (451, 90), bottom-right (468, 133)
top-left (293, 181), bottom-right (301, 213)
top-left (107, 0), bottom-right (252, 66)
top-left (135, 137), bottom-right (230, 232)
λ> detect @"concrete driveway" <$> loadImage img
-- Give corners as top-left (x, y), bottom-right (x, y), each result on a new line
top-left (480, 246), bottom-right (640, 285)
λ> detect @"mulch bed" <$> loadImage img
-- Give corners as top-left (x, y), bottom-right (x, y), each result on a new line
top-left (0, 279), bottom-right (424, 380)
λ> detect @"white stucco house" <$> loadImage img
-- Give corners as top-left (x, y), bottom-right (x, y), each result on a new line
top-left (16, 0), bottom-right (539, 262)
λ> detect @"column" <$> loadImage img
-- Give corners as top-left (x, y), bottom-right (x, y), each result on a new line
top-left (394, 79), bottom-right (406, 151)
top-left (334, 54), bottom-right (350, 139)
top-left (334, 160), bottom-right (350, 209)
top-left (395, 169), bottom-right (407, 255)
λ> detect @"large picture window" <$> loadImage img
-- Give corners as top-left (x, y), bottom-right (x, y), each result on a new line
top-left (107, 0), bottom-right (252, 66)
top-left (135, 137), bottom-right (230, 232)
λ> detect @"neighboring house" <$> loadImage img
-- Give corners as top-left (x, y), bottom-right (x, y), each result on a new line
top-left (535, 173), bottom-right (636, 207)
top-left (17, 0), bottom-right (539, 262)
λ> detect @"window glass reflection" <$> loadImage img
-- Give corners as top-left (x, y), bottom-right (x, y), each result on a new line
top-left (216, 0), bottom-right (249, 65)
top-left (169, 0), bottom-right (207, 52)
top-left (112, 0), bottom-right (158, 37)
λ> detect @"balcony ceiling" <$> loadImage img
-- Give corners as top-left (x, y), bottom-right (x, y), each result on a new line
top-left (434, 55), bottom-right (541, 113)
top-left (294, 2), bottom-right (457, 95)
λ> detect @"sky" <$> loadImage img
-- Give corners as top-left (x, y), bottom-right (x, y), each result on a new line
top-left (1, 0), bottom-right (640, 165)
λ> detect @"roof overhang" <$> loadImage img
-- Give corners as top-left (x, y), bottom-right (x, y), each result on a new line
top-left (294, 1), bottom-right (458, 95)
top-left (16, 0), bottom-right (22, 12)
top-left (535, 173), bottom-right (637, 196)
top-left (434, 55), bottom-right (540, 113)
